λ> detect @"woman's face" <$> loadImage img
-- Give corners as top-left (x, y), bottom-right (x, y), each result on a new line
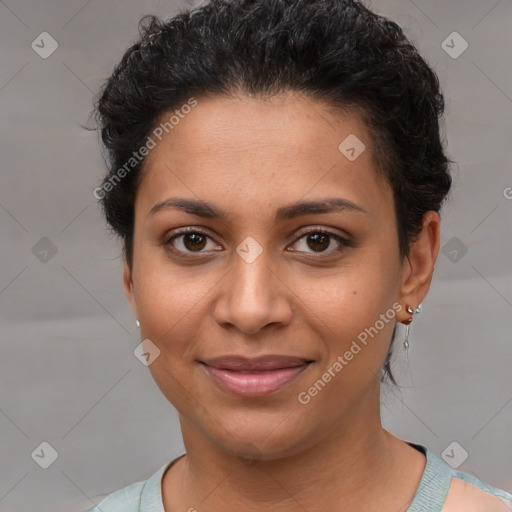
top-left (123, 92), bottom-right (438, 459)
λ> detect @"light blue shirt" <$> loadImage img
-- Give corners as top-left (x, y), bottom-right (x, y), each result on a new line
top-left (84, 444), bottom-right (512, 511)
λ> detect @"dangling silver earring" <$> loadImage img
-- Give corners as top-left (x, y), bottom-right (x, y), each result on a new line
top-left (403, 304), bottom-right (422, 355)
top-left (135, 319), bottom-right (140, 328)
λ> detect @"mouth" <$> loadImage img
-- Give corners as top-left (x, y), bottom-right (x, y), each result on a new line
top-left (199, 355), bottom-right (314, 398)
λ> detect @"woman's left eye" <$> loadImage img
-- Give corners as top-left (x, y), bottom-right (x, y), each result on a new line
top-left (290, 229), bottom-right (350, 255)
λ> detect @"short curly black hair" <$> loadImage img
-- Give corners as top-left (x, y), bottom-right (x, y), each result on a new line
top-left (93, 0), bottom-right (452, 385)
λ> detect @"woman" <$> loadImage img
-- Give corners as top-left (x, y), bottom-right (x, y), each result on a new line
top-left (86, 0), bottom-right (512, 510)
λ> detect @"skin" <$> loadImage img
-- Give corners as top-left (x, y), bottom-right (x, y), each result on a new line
top-left (122, 91), bottom-right (440, 511)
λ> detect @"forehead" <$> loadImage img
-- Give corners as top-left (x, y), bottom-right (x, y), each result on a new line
top-left (136, 92), bottom-right (392, 222)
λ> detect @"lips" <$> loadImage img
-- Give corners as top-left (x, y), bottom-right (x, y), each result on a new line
top-left (200, 355), bottom-right (312, 397)
top-left (202, 355), bottom-right (309, 371)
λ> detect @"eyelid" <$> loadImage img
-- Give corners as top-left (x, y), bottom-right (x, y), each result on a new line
top-left (161, 226), bottom-right (221, 252)
top-left (293, 225), bottom-right (352, 243)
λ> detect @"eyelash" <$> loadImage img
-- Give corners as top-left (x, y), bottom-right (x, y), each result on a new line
top-left (162, 226), bottom-right (352, 258)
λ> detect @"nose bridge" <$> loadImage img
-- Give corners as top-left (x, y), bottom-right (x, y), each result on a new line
top-left (234, 246), bottom-right (272, 303)
top-left (213, 239), bottom-right (292, 334)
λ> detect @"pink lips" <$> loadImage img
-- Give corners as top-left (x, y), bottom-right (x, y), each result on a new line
top-left (200, 356), bottom-right (311, 398)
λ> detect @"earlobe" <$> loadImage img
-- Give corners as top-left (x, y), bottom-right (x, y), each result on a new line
top-left (397, 211), bottom-right (440, 321)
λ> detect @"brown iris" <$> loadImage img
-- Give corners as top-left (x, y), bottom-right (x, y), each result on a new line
top-left (305, 233), bottom-right (330, 252)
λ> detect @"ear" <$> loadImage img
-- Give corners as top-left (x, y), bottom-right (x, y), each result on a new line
top-left (396, 211), bottom-right (441, 322)
top-left (122, 254), bottom-right (138, 318)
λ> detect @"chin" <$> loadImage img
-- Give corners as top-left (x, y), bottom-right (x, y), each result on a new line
top-left (204, 411), bottom-right (320, 462)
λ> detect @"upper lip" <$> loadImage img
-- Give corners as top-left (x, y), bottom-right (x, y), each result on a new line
top-left (201, 355), bottom-right (312, 371)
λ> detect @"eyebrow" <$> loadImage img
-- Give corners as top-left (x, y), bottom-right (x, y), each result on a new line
top-left (148, 197), bottom-right (368, 222)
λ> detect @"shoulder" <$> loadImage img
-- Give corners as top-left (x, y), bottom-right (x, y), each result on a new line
top-left (82, 480), bottom-right (145, 512)
top-left (81, 456), bottom-right (182, 512)
top-left (406, 443), bottom-right (512, 512)
top-left (80, 453), bottom-right (185, 512)
top-left (442, 473), bottom-right (512, 512)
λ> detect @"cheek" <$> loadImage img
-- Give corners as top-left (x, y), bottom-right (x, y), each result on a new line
top-left (298, 279), bottom-right (397, 414)
top-left (306, 282), bottom-right (396, 361)
top-left (302, 254), bottom-right (398, 328)
top-left (294, 256), bottom-right (399, 381)
top-left (133, 254), bottom-right (212, 340)
top-left (134, 263), bottom-right (208, 408)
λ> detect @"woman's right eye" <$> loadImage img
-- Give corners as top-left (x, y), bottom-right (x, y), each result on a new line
top-left (163, 228), bottom-right (222, 257)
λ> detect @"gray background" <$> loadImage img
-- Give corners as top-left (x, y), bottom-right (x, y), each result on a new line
top-left (1, 0), bottom-right (511, 510)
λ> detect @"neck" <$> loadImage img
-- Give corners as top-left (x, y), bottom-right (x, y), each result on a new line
top-left (163, 389), bottom-right (421, 511)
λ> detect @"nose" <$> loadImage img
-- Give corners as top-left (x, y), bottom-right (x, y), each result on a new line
top-left (213, 248), bottom-right (293, 335)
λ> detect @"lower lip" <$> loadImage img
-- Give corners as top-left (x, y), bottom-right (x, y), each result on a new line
top-left (201, 363), bottom-right (310, 398)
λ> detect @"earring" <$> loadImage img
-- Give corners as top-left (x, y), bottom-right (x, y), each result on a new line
top-left (135, 319), bottom-right (140, 328)
top-left (403, 304), bottom-right (421, 355)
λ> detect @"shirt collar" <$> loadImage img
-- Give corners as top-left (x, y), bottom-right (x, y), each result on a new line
top-left (139, 454), bottom-right (185, 512)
